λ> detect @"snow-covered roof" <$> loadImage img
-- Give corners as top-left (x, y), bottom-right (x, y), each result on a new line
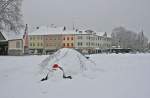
top-left (29, 26), bottom-right (89, 35)
top-left (1, 29), bottom-right (24, 41)
top-left (6, 32), bottom-right (23, 40)
top-left (0, 31), bottom-right (9, 40)
top-left (29, 26), bottom-right (65, 35)
top-left (29, 26), bottom-right (109, 37)
top-left (95, 32), bottom-right (105, 36)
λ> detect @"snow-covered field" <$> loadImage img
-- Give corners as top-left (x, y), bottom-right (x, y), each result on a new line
top-left (0, 50), bottom-right (150, 98)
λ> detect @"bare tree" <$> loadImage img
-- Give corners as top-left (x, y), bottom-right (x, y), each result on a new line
top-left (111, 27), bottom-right (148, 51)
top-left (0, 0), bottom-right (23, 32)
top-left (137, 31), bottom-right (148, 51)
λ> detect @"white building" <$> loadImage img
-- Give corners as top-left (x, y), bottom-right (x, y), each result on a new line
top-left (74, 29), bottom-right (112, 54)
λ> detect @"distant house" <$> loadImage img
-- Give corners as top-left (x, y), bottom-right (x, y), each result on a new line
top-left (8, 39), bottom-right (24, 55)
top-left (0, 30), bottom-right (26, 55)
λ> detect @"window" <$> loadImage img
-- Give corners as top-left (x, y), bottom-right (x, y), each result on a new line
top-left (86, 36), bottom-right (90, 40)
top-left (71, 37), bottom-right (73, 40)
top-left (71, 43), bottom-right (73, 46)
top-left (16, 41), bottom-right (21, 48)
top-left (33, 36), bottom-right (35, 40)
top-left (33, 43), bottom-right (35, 46)
top-left (37, 43), bottom-right (39, 46)
top-left (86, 42), bottom-right (88, 46)
top-left (37, 36), bottom-right (39, 40)
top-left (63, 37), bottom-right (65, 40)
top-left (30, 43), bottom-right (32, 46)
top-left (67, 37), bottom-right (69, 40)
top-left (67, 43), bottom-right (69, 46)
top-left (41, 43), bottom-right (43, 46)
top-left (78, 42), bottom-right (82, 46)
top-left (63, 43), bottom-right (65, 47)
top-left (30, 37), bottom-right (32, 40)
top-left (78, 36), bottom-right (82, 39)
top-left (91, 43), bottom-right (94, 46)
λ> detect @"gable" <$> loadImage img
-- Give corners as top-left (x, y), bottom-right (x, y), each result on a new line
top-left (0, 32), bottom-right (6, 40)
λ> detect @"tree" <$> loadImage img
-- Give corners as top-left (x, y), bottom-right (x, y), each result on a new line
top-left (137, 30), bottom-right (148, 51)
top-left (0, 0), bottom-right (23, 32)
top-left (111, 27), bottom-right (148, 51)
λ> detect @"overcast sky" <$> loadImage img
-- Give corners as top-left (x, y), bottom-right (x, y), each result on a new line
top-left (22, 0), bottom-right (150, 39)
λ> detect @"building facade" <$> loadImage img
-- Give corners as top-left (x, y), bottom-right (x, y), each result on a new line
top-left (29, 35), bottom-right (44, 54)
top-left (74, 30), bottom-right (112, 54)
top-left (62, 34), bottom-right (75, 48)
top-left (28, 26), bottom-right (112, 54)
top-left (44, 35), bottom-right (62, 54)
top-left (0, 31), bottom-right (25, 55)
top-left (8, 39), bottom-right (24, 55)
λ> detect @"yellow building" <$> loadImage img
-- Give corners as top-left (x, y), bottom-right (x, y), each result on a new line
top-left (29, 35), bottom-right (44, 54)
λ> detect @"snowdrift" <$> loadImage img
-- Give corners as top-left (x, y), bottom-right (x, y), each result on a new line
top-left (39, 48), bottom-right (97, 79)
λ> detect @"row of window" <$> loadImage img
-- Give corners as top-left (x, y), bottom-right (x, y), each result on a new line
top-left (30, 36), bottom-right (43, 40)
top-left (30, 42), bottom-right (74, 47)
top-left (77, 42), bottom-right (111, 47)
top-left (30, 36), bottom-right (75, 41)
top-left (30, 35), bottom-right (111, 42)
top-left (45, 37), bottom-right (61, 40)
top-left (63, 43), bottom-right (74, 47)
top-left (63, 37), bottom-right (74, 40)
top-left (77, 36), bottom-right (111, 41)
top-left (30, 43), bottom-right (43, 47)
top-left (46, 43), bottom-right (57, 47)
top-left (30, 42), bottom-right (111, 47)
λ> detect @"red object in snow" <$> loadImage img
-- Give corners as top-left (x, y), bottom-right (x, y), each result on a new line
top-left (52, 64), bottom-right (60, 69)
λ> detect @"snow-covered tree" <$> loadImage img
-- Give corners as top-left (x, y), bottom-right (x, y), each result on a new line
top-left (137, 30), bottom-right (148, 51)
top-left (0, 0), bottom-right (23, 32)
top-left (111, 27), bottom-right (148, 51)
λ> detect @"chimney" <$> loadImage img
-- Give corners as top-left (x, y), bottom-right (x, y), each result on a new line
top-left (63, 26), bottom-right (66, 31)
top-left (36, 27), bottom-right (39, 29)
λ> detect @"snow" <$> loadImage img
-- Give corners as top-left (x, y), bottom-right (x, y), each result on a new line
top-left (29, 26), bottom-right (105, 36)
top-left (29, 26), bottom-right (77, 35)
top-left (1, 29), bottom-right (24, 40)
top-left (39, 48), bottom-right (97, 78)
top-left (0, 50), bottom-right (150, 98)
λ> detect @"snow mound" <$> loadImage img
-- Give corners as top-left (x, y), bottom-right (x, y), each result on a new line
top-left (39, 48), bottom-right (97, 79)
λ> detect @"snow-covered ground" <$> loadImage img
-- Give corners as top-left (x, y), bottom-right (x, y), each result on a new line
top-left (0, 50), bottom-right (150, 98)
